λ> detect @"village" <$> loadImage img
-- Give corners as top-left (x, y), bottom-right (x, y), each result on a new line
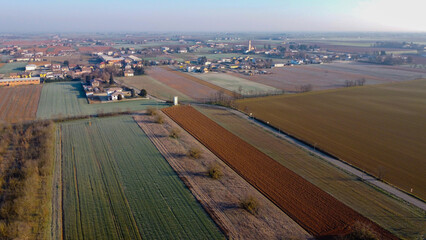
top-left (0, 35), bottom-right (420, 96)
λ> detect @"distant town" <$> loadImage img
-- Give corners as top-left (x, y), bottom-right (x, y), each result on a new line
top-left (1, 33), bottom-right (423, 86)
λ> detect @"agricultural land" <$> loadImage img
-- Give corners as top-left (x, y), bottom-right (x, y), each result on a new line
top-left (0, 62), bottom-right (27, 74)
top-left (187, 72), bottom-right (279, 96)
top-left (232, 62), bottom-right (426, 92)
top-left (36, 82), bottom-right (165, 119)
top-left (236, 79), bottom-right (426, 200)
top-left (59, 116), bottom-right (223, 239)
top-left (147, 67), bottom-right (234, 100)
top-left (134, 111), bottom-right (311, 240)
top-left (196, 105), bottom-right (426, 239)
top-left (116, 75), bottom-right (193, 101)
top-left (0, 85), bottom-right (42, 123)
top-left (162, 105), bottom-right (396, 239)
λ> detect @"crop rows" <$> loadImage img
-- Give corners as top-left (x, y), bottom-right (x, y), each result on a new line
top-left (163, 105), bottom-right (397, 239)
top-left (0, 85), bottom-right (42, 122)
top-left (147, 66), bottom-right (230, 99)
top-left (60, 116), bottom-right (223, 239)
top-left (196, 105), bottom-right (426, 239)
top-left (236, 79), bottom-right (426, 200)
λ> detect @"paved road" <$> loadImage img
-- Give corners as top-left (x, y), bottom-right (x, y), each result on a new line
top-left (195, 104), bottom-right (426, 211)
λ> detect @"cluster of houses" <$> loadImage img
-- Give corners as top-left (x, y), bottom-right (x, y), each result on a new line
top-left (83, 78), bottom-right (126, 101)
top-left (96, 53), bottom-right (143, 77)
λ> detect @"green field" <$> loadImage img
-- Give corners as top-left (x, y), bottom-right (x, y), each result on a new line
top-left (36, 82), bottom-right (167, 119)
top-left (60, 116), bottom-right (223, 239)
top-left (0, 62), bottom-right (28, 74)
top-left (116, 76), bottom-right (192, 101)
top-left (188, 72), bottom-right (279, 95)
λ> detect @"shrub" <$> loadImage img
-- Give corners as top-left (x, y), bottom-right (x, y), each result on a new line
top-left (155, 115), bottom-right (164, 124)
top-left (188, 147), bottom-right (202, 159)
top-left (207, 164), bottom-right (223, 179)
top-left (344, 221), bottom-right (378, 240)
top-left (240, 196), bottom-right (259, 215)
top-left (169, 128), bottom-right (181, 139)
top-left (139, 89), bottom-right (147, 97)
top-left (147, 107), bottom-right (157, 116)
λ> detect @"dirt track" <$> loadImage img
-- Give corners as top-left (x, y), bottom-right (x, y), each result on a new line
top-left (134, 112), bottom-right (311, 239)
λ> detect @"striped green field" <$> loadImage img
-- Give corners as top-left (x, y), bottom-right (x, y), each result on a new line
top-left (188, 72), bottom-right (279, 95)
top-left (36, 82), bottom-right (166, 119)
top-left (60, 116), bottom-right (223, 239)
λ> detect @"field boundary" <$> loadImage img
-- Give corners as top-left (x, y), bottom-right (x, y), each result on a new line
top-left (51, 126), bottom-right (63, 240)
top-left (210, 103), bottom-right (426, 210)
top-left (135, 117), bottom-right (232, 238)
top-left (163, 105), bottom-right (397, 239)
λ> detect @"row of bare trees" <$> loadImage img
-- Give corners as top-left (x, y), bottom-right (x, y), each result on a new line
top-left (0, 121), bottom-right (54, 239)
top-left (345, 78), bottom-right (366, 87)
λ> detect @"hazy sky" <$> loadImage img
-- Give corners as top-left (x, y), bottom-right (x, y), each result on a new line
top-left (0, 0), bottom-right (425, 32)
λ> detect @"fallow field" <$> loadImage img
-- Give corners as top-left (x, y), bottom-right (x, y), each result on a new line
top-left (236, 79), bottom-right (426, 200)
top-left (317, 62), bottom-right (426, 81)
top-left (60, 116), bottom-right (223, 239)
top-left (116, 75), bottom-right (193, 101)
top-left (147, 67), bottom-right (235, 100)
top-left (196, 105), bottom-right (426, 239)
top-left (0, 85), bottom-right (42, 123)
top-left (232, 62), bottom-right (426, 91)
top-left (36, 82), bottom-right (165, 119)
top-left (163, 105), bottom-right (396, 239)
top-left (187, 72), bottom-right (280, 96)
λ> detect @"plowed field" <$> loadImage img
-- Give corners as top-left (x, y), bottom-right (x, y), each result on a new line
top-left (0, 85), bottom-right (42, 123)
top-left (147, 67), bottom-right (235, 100)
top-left (163, 105), bottom-right (397, 239)
top-left (236, 79), bottom-right (426, 200)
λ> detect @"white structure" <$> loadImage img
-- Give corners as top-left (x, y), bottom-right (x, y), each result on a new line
top-left (109, 92), bottom-right (124, 101)
top-left (25, 64), bottom-right (37, 71)
top-left (173, 96), bottom-right (178, 105)
top-left (273, 63), bottom-right (285, 68)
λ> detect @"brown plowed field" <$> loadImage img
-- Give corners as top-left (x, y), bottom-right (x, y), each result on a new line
top-left (147, 67), bottom-right (235, 100)
top-left (163, 105), bottom-right (397, 239)
top-left (0, 85), bottom-right (42, 123)
top-left (168, 68), bottom-right (240, 97)
top-left (237, 79), bottom-right (426, 200)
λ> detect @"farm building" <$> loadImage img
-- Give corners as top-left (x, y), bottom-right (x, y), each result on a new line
top-left (124, 69), bottom-right (134, 77)
top-left (25, 64), bottom-right (37, 71)
top-left (0, 77), bottom-right (40, 87)
top-left (106, 87), bottom-right (123, 95)
top-left (109, 91), bottom-right (124, 101)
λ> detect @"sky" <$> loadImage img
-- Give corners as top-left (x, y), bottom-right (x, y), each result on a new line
top-left (0, 0), bottom-right (425, 32)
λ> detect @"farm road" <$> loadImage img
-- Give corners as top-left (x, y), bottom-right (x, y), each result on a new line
top-left (193, 104), bottom-right (426, 211)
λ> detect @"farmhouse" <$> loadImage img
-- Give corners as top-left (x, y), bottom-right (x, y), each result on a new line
top-left (109, 91), bottom-right (124, 101)
top-left (0, 77), bottom-right (40, 87)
